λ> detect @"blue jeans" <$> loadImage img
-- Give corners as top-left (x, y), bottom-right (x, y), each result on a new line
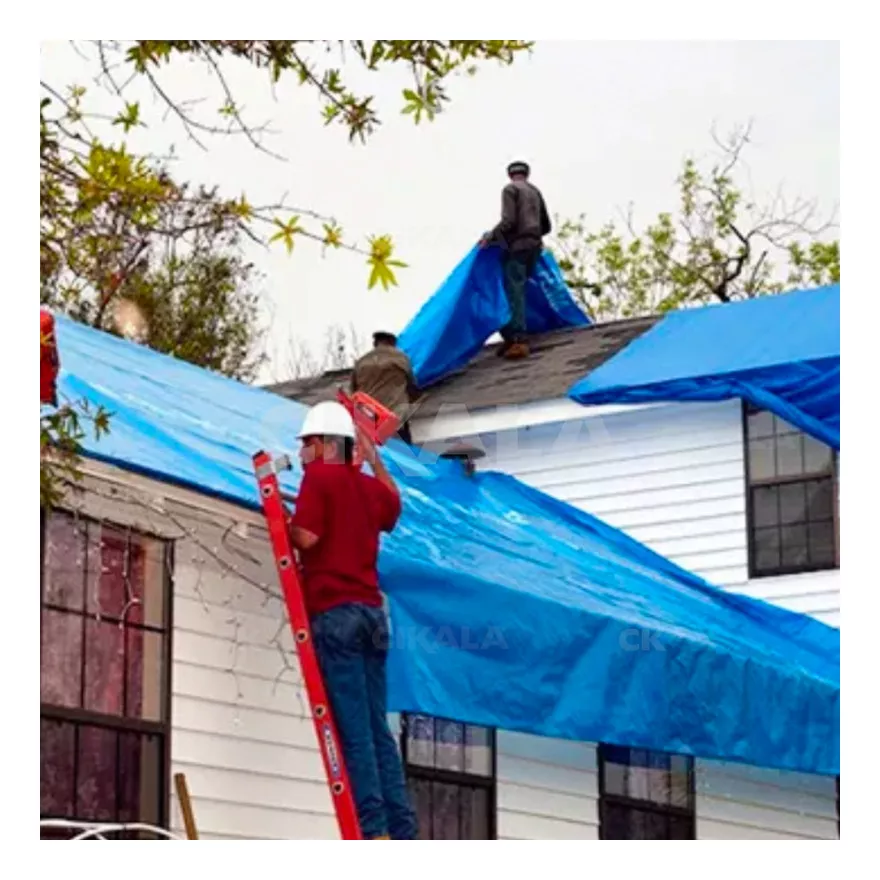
top-left (311, 602), bottom-right (418, 839)
top-left (501, 247), bottom-right (540, 342)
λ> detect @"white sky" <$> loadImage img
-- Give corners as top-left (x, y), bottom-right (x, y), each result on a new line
top-left (40, 40), bottom-right (839, 384)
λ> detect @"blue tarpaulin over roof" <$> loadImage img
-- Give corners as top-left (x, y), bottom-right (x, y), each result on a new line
top-left (569, 285), bottom-right (840, 449)
top-left (49, 314), bottom-right (839, 775)
top-left (397, 245), bottom-right (588, 387)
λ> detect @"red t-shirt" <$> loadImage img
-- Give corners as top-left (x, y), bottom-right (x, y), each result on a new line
top-left (289, 460), bottom-right (401, 616)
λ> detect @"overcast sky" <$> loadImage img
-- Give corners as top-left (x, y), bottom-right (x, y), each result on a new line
top-left (40, 41), bottom-right (839, 384)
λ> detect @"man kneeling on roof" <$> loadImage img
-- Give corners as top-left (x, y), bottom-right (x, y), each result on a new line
top-left (480, 159), bottom-right (552, 360)
top-left (287, 400), bottom-right (418, 840)
top-left (350, 331), bottom-right (420, 444)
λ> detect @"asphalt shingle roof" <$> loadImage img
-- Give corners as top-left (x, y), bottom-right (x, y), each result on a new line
top-left (265, 316), bottom-right (659, 418)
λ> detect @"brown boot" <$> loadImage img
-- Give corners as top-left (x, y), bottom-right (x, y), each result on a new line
top-left (503, 341), bottom-right (530, 360)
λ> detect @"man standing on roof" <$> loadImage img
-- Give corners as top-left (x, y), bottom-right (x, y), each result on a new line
top-left (287, 400), bottom-right (418, 840)
top-left (479, 160), bottom-right (552, 360)
top-left (351, 331), bottom-right (420, 444)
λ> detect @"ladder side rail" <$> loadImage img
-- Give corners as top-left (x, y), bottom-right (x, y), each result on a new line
top-left (253, 451), bottom-right (363, 841)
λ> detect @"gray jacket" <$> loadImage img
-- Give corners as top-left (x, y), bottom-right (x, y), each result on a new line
top-left (490, 179), bottom-right (552, 252)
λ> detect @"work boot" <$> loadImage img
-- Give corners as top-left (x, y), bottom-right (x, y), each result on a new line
top-left (496, 339), bottom-right (514, 358)
top-left (503, 341), bottom-right (530, 360)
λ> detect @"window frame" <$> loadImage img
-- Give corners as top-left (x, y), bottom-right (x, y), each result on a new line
top-left (742, 402), bottom-right (840, 579)
top-left (597, 744), bottom-right (696, 840)
top-left (40, 508), bottom-right (175, 834)
top-left (400, 712), bottom-right (497, 840)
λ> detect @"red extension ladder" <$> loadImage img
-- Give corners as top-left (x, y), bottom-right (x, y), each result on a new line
top-left (252, 390), bottom-right (399, 840)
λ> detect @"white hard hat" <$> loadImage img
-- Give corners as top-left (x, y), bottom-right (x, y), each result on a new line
top-left (296, 400), bottom-right (356, 440)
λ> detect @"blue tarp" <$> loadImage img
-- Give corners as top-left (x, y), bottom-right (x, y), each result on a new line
top-left (48, 314), bottom-right (840, 775)
top-left (569, 285), bottom-right (840, 449)
top-left (398, 245), bottom-right (588, 387)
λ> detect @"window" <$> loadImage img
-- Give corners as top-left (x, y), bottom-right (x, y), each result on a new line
top-left (401, 713), bottom-right (495, 839)
top-left (598, 745), bottom-right (695, 839)
top-left (744, 404), bottom-right (839, 577)
top-left (40, 510), bottom-right (172, 839)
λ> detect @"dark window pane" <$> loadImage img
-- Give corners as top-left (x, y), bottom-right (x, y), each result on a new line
top-left (603, 803), bottom-right (692, 839)
top-left (602, 747), bottom-right (692, 808)
top-left (406, 715), bottom-right (435, 768)
top-left (435, 720), bottom-right (464, 772)
top-left (747, 409), bottom-right (775, 440)
top-left (808, 521), bottom-right (836, 567)
top-left (806, 479), bottom-right (833, 522)
top-left (124, 540), bottom-right (147, 625)
top-left (84, 619), bottom-right (125, 716)
top-left (41, 825), bottom-right (78, 840)
top-left (461, 786), bottom-right (490, 839)
top-left (602, 743), bottom-right (633, 767)
top-left (776, 434), bottom-right (804, 477)
top-left (117, 733), bottom-right (142, 825)
top-left (118, 732), bottom-right (162, 826)
top-left (41, 609), bottom-right (82, 708)
top-left (803, 435), bottom-right (833, 474)
top-left (774, 416), bottom-right (800, 437)
top-left (43, 513), bottom-right (86, 610)
top-left (603, 759), bottom-right (628, 799)
top-left (87, 527), bottom-right (127, 619)
top-left (41, 718), bottom-right (75, 817)
top-left (464, 725), bottom-right (492, 776)
top-left (779, 483), bottom-right (807, 525)
top-left (127, 629), bottom-right (164, 721)
top-left (748, 438), bottom-right (776, 481)
top-left (753, 527), bottom-right (780, 572)
top-left (431, 782), bottom-right (461, 839)
top-left (408, 777), bottom-right (432, 839)
top-left (780, 525), bottom-right (809, 568)
top-left (752, 485), bottom-right (779, 528)
top-left (669, 757), bottom-right (693, 809)
top-left (77, 725), bottom-right (117, 822)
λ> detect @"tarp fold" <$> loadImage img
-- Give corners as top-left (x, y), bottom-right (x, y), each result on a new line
top-left (398, 245), bottom-right (588, 387)
top-left (569, 285), bottom-right (840, 449)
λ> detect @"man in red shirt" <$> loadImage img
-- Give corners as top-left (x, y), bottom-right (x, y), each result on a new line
top-left (288, 400), bottom-right (418, 840)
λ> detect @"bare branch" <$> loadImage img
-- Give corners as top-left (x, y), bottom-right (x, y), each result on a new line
top-left (201, 49), bottom-right (287, 162)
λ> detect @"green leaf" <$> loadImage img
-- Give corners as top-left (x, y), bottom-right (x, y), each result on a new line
top-left (269, 216), bottom-right (303, 254)
top-left (322, 222), bottom-right (343, 248)
top-left (112, 102), bottom-right (143, 133)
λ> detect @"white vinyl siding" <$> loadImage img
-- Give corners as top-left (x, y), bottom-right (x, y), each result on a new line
top-left (696, 759), bottom-right (839, 839)
top-left (496, 733), bottom-right (599, 840)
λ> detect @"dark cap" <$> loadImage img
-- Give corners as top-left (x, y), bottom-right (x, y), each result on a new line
top-left (507, 160), bottom-right (530, 177)
top-left (373, 331), bottom-right (397, 346)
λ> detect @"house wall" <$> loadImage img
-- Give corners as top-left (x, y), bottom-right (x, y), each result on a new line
top-left (64, 461), bottom-right (608, 840)
top-left (415, 398), bottom-right (839, 627)
top-left (65, 451), bottom-right (837, 841)
top-left (412, 397), bottom-right (840, 840)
